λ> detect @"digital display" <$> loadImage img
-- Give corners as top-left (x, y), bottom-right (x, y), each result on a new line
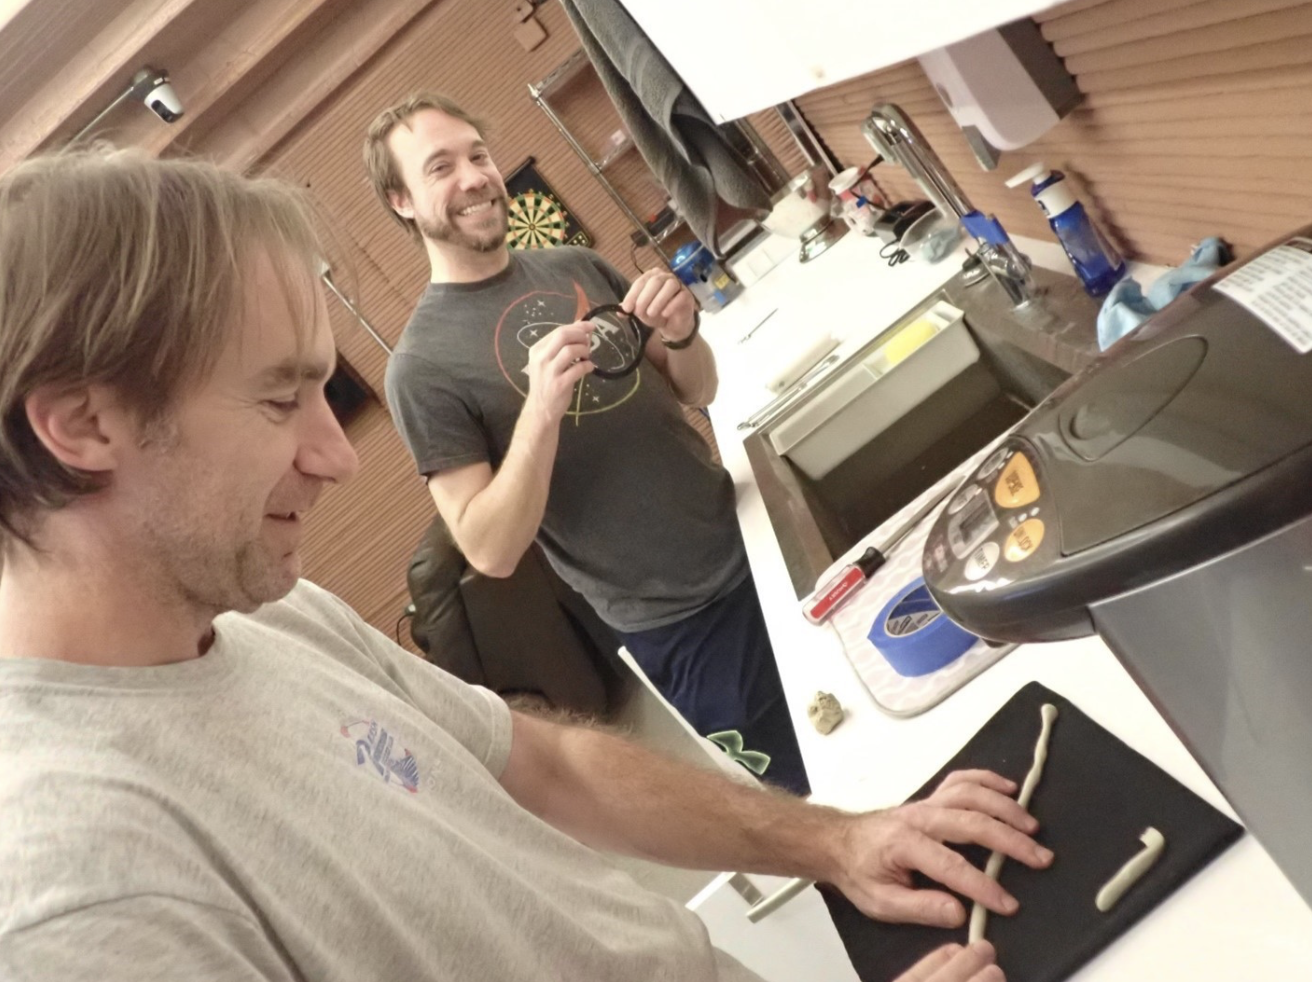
top-left (949, 490), bottom-right (998, 558)
top-left (960, 494), bottom-right (996, 543)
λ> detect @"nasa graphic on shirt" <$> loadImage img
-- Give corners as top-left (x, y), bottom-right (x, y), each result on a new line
top-left (340, 718), bottom-right (421, 793)
top-left (492, 280), bottom-right (643, 420)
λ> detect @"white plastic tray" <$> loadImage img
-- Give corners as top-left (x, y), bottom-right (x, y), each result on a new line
top-left (769, 300), bottom-right (978, 479)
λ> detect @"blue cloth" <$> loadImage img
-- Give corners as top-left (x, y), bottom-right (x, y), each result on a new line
top-left (1096, 237), bottom-right (1232, 350)
top-left (617, 572), bottom-right (811, 796)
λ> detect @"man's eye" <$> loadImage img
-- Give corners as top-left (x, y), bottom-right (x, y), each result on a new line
top-left (265, 398), bottom-right (299, 414)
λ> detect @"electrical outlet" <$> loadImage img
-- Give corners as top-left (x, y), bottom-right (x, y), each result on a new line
top-left (514, 16), bottom-right (546, 51)
top-left (512, 0), bottom-right (534, 21)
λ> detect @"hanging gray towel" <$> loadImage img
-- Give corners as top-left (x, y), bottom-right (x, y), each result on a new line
top-left (560, 0), bottom-right (771, 256)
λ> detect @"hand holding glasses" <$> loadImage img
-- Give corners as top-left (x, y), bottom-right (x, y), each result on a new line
top-left (582, 303), bottom-right (653, 379)
top-left (581, 301), bottom-right (701, 380)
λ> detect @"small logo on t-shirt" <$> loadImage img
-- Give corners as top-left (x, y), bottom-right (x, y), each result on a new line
top-left (707, 730), bottom-right (771, 776)
top-left (340, 719), bottom-right (420, 793)
top-left (494, 280), bottom-right (641, 418)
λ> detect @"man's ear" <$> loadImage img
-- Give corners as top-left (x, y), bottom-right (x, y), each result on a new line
top-left (24, 383), bottom-right (129, 476)
top-left (388, 188), bottom-right (416, 222)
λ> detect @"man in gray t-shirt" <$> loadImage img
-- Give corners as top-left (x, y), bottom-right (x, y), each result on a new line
top-left (386, 245), bottom-right (742, 632)
top-left (369, 94), bottom-right (811, 794)
top-left (2, 144), bottom-right (1049, 982)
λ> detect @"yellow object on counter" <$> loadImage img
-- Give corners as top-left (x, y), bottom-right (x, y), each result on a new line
top-left (884, 318), bottom-right (939, 367)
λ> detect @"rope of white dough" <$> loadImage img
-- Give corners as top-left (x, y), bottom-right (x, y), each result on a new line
top-left (968, 702), bottom-right (1059, 943)
top-left (1095, 827), bottom-right (1165, 912)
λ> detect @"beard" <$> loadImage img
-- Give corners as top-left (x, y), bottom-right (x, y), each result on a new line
top-left (131, 431), bottom-right (305, 617)
top-left (417, 192), bottom-right (509, 253)
top-left (141, 488), bottom-right (301, 617)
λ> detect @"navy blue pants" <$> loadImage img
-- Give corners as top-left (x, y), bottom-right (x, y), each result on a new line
top-left (617, 573), bottom-right (811, 796)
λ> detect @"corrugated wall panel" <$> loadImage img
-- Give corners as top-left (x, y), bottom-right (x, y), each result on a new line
top-left (745, 107), bottom-right (811, 180)
top-left (794, 0), bottom-right (1312, 266)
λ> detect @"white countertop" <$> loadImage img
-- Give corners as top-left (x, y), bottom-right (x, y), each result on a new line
top-left (700, 230), bottom-right (1312, 977)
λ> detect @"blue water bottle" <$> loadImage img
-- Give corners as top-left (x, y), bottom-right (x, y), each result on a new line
top-left (1005, 164), bottom-right (1126, 297)
top-left (670, 241), bottom-right (741, 312)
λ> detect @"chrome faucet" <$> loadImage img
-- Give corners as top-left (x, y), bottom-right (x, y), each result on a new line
top-left (863, 104), bottom-right (1039, 308)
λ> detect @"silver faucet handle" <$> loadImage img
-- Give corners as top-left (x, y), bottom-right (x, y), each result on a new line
top-left (978, 240), bottom-right (1040, 307)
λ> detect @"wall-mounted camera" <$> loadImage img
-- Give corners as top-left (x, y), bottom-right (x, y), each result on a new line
top-left (70, 65), bottom-right (186, 145)
top-left (131, 68), bottom-right (184, 124)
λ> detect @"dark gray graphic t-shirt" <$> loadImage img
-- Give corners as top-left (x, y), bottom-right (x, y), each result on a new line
top-left (385, 247), bottom-right (746, 632)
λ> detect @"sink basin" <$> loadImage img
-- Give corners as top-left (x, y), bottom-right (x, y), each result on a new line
top-left (743, 262), bottom-right (1103, 598)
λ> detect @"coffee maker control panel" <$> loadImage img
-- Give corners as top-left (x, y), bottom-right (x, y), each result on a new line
top-left (924, 439), bottom-right (1055, 593)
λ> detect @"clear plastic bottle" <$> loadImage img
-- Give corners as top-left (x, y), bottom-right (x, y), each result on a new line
top-left (1005, 163), bottom-right (1126, 297)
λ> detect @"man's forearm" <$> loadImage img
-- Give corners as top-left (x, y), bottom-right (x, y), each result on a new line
top-left (452, 410), bottom-right (559, 577)
top-left (501, 712), bottom-right (848, 881)
top-left (503, 712), bottom-right (1055, 931)
top-left (658, 335), bottom-right (719, 407)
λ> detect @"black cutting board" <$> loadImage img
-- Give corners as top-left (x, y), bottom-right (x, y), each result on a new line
top-left (823, 682), bottom-right (1243, 982)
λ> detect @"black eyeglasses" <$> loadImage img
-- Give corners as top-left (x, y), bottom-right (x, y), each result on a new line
top-left (583, 303), bottom-right (652, 379)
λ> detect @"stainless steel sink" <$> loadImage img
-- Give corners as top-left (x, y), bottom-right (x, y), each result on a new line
top-left (743, 262), bottom-right (1104, 598)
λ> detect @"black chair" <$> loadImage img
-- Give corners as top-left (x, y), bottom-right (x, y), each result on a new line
top-left (406, 516), bottom-right (626, 719)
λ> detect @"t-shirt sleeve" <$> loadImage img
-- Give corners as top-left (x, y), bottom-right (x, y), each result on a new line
top-left (290, 582), bottom-right (513, 778)
top-left (0, 896), bottom-right (297, 982)
top-left (384, 351), bottom-right (490, 477)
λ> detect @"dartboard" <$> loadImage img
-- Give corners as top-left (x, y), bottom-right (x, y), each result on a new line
top-left (506, 190), bottom-right (570, 249)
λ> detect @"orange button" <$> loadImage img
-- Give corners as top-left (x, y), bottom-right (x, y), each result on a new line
top-left (1005, 518), bottom-right (1046, 562)
top-left (995, 453), bottom-right (1040, 509)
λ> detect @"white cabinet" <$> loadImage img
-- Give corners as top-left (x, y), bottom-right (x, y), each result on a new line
top-left (689, 872), bottom-right (860, 982)
top-left (621, 0), bottom-right (1067, 122)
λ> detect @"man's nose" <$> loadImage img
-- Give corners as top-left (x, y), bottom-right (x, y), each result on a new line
top-left (298, 399), bottom-right (360, 485)
top-left (457, 159), bottom-right (490, 190)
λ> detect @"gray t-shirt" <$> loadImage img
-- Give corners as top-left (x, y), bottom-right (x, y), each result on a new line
top-left (0, 581), bottom-right (761, 982)
top-left (384, 247), bottom-right (746, 632)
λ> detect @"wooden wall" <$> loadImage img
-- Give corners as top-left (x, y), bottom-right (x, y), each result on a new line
top-left (795, 0), bottom-right (1312, 265)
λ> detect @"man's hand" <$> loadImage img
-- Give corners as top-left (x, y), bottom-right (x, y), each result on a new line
top-left (622, 268), bottom-right (697, 343)
top-left (896, 942), bottom-right (1003, 982)
top-left (830, 769), bottom-right (1053, 928)
top-left (523, 321), bottom-right (595, 425)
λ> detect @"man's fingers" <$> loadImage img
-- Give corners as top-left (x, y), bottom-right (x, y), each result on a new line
top-left (533, 324), bottom-right (594, 367)
top-left (620, 270), bottom-right (659, 312)
top-left (933, 942), bottom-right (1002, 982)
top-left (632, 274), bottom-right (668, 319)
top-left (923, 782), bottom-right (1038, 835)
top-left (642, 276), bottom-right (683, 320)
top-left (544, 342), bottom-right (593, 376)
top-left (905, 804), bottom-right (1052, 869)
top-left (941, 941), bottom-right (1002, 982)
top-left (852, 879), bottom-right (967, 928)
top-left (560, 359), bottom-right (595, 386)
top-left (896, 942), bottom-right (1001, 982)
top-left (937, 769), bottom-right (1018, 797)
top-left (614, 270), bottom-right (656, 312)
top-left (532, 322), bottom-right (593, 358)
top-left (896, 834), bottom-right (1020, 918)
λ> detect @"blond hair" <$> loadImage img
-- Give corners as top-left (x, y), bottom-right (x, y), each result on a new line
top-left (0, 146), bottom-right (327, 544)
top-left (363, 92), bottom-right (487, 242)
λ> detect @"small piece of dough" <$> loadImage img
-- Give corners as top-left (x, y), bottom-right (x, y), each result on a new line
top-left (1095, 827), bottom-right (1166, 912)
top-left (969, 703), bottom-right (1059, 943)
top-left (807, 691), bottom-right (844, 734)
